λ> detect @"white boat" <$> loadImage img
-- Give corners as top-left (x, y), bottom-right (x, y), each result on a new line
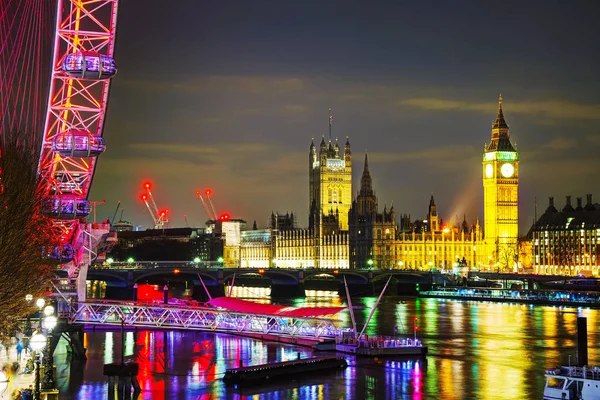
top-left (313, 333), bottom-right (427, 356)
top-left (543, 366), bottom-right (600, 400)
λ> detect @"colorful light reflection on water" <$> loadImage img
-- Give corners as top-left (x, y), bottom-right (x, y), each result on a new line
top-left (53, 297), bottom-right (599, 399)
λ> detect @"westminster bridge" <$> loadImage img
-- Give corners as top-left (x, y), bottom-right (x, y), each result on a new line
top-left (84, 261), bottom-right (446, 298)
top-left (82, 262), bottom-right (586, 298)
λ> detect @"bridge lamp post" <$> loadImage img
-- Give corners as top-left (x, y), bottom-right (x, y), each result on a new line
top-left (193, 257), bottom-right (201, 264)
top-left (127, 257), bottom-right (135, 264)
top-left (106, 257), bottom-right (114, 265)
top-left (367, 259), bottom-right (374, 269)
top-left (397, 261), bottom-right (404, 269)
top-left (42, 308), bottom-right (57, 391)
top-left (217, 257), bottom-right (224, 266)
top-left (30, 332), bottom-right (47, 400)
top-left (25, 294), bottom-right (33, 335)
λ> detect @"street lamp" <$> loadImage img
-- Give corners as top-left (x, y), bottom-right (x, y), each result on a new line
top-left (42, 310), bottom-right (57, 391)
top-left (36, 298), bottom-right (45, 330)
top-left (193, 257), bottom-right (201, 264)
top-left (217, 257), bottom-right (224, 264)
top-left (30, 333), bottom-right (47, 400)
top-left (25, 294), bottom-right (33, 335)
top-left (367, 259), bottom-right (374, 268)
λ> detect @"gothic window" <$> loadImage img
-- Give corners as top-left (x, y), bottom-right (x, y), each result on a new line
top-left (338, 189), bottom-right (342, 204)
top-left (328, 188), bottom-right (333, 203)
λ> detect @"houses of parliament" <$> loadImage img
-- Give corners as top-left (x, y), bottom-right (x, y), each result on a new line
top-left (239, 97), bottom-right (520, 271)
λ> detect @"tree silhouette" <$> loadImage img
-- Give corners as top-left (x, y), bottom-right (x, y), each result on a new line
top-left (0, 134), bottom-right (56, 333)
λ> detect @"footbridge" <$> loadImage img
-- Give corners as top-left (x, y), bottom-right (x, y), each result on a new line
top-left (66, 300), bottom-right (344, 345)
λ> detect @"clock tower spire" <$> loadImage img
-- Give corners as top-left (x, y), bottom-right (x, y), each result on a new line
top-left (482, 95), bottom-right (519, 269)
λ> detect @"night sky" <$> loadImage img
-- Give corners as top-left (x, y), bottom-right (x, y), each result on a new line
top-left (89, 0), bottom-right (600, 233)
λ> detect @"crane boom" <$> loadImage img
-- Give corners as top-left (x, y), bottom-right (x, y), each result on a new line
top-left (206, 193), bottom-right (218, 221)
top-left (143, 199), bottom-right (158, 226)
top-left (110, 200), bottom-right (121, 224)
top-left (147, 189), bottom-right (160, 215)
top-left (196, 191), bottom-right (215, 220)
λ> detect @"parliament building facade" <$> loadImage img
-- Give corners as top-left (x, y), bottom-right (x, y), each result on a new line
top-left (240, 98), bottom-right (521, 270)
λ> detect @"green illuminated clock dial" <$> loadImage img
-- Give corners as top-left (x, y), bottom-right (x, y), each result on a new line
top-left (485, 164), bottom-right (493, 178)
top-left (501, 163), bottom-right (515, 178)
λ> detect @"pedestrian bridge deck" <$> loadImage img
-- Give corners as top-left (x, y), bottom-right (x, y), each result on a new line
top-left (66, 301), bottom-right (343, 342)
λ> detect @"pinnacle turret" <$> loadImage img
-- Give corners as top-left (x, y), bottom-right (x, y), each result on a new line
top-left (486, 94), bottom-right (516, 152)
top-left (360, 153), bottom-right (373, 196)
top-left (492, 94), bottom-right (509, 130)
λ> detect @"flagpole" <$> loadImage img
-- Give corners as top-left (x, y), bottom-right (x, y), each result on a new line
top-left (328, 108), bottom-right (332, 141)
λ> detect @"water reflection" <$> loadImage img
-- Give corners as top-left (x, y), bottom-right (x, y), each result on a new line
top-left (53, 298), bottom-right (599, 399)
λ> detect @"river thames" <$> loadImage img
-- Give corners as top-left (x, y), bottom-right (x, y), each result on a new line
top-left (52, 296), bottom-right (599, 399)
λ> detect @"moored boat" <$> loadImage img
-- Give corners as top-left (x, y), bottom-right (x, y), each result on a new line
top-left (543, 366), bottom-right (600, 400)
top-left (314, 333), bottom-right (427, 356)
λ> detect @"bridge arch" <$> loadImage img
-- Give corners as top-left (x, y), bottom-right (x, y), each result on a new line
top-left (303, 271), bottom-right (369, 284)
top-left (371, 272), bottom-right (429, 284)
top-left (263, 270), bottom-right (299, 285)
top-left (135, 271), bottom-right (219, 286)
top-left (86, 271), bottom-right (128, 287)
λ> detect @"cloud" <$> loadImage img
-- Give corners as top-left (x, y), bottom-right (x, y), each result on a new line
top-left (585, 134), bottom-right (600, 146)
top-left (370, 145), bottom-right (478, 170)
top-left (542, 138), bottom-right (578, 150)
top-left (129, 143), bottom-right (220, 155)
top-left (121, 76), bottom-right (306, 95)
top-left (283, 104), bottom-right (309, 113)
top-left (400, 98), bottom-right (600, 120)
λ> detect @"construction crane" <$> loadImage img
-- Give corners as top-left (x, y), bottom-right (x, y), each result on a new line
top-left (141, 182), bottom-right (169, 229)
top-left (196, 189), bottom-right (216, 221)
top-left (205, 189), bottom-right (218, 220)
top-left (88, 199), bottom-right (106, 223)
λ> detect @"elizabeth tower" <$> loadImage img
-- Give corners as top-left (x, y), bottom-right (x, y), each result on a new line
top-left (482, 95), bottom-right (519, 264)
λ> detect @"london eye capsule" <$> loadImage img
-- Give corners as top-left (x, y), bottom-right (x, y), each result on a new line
top-left (43, 196), bottom-right (91, 220)
top-left (49, 244), bottom-right (75, 262)
top-left (62, 51), bottom-right (117, 79)
top-left (53, 130), bottom-right (105, 157)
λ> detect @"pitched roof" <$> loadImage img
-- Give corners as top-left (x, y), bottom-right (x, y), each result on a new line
top-left (207, 297), bottom-right (346, 317)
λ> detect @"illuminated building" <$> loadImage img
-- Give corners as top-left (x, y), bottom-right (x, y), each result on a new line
top-left (309, 136), bottom-right (352, 232)
top-left (207, 219), bottom-right (246, 267)
top-left (240, 228), bottom-right (351, 270)
top-left (395, 222), bottom-right (483, 271)
top-left (530, 195), bottom-right (599, 276)
top-left (240, 129), bottom-right (352, 270)
top-left (109, 228), bottom-right (222, 261)
top-left (349, 154), bottom-right (396, 269)
top-left (482, 95), bottom-right (519, 267)
top-left (240, 229), bottom-right (272, 269)
top-left (274, 228), bottom-right (349, 269)
top-left (349, 154), bottom-right (484, 270)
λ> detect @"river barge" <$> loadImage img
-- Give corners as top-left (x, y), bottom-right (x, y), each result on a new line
top-left (223, 356), bottom-right (347, 386)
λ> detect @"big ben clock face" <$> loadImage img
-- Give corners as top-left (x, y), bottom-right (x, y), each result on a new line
top-left (501, 163), bottom-right (515, 178)
top-left (485, 164), bottom-right (493, 178)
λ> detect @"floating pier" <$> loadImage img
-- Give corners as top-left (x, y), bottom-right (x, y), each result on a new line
top-left (223, 356), bottom-right (347, 386)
